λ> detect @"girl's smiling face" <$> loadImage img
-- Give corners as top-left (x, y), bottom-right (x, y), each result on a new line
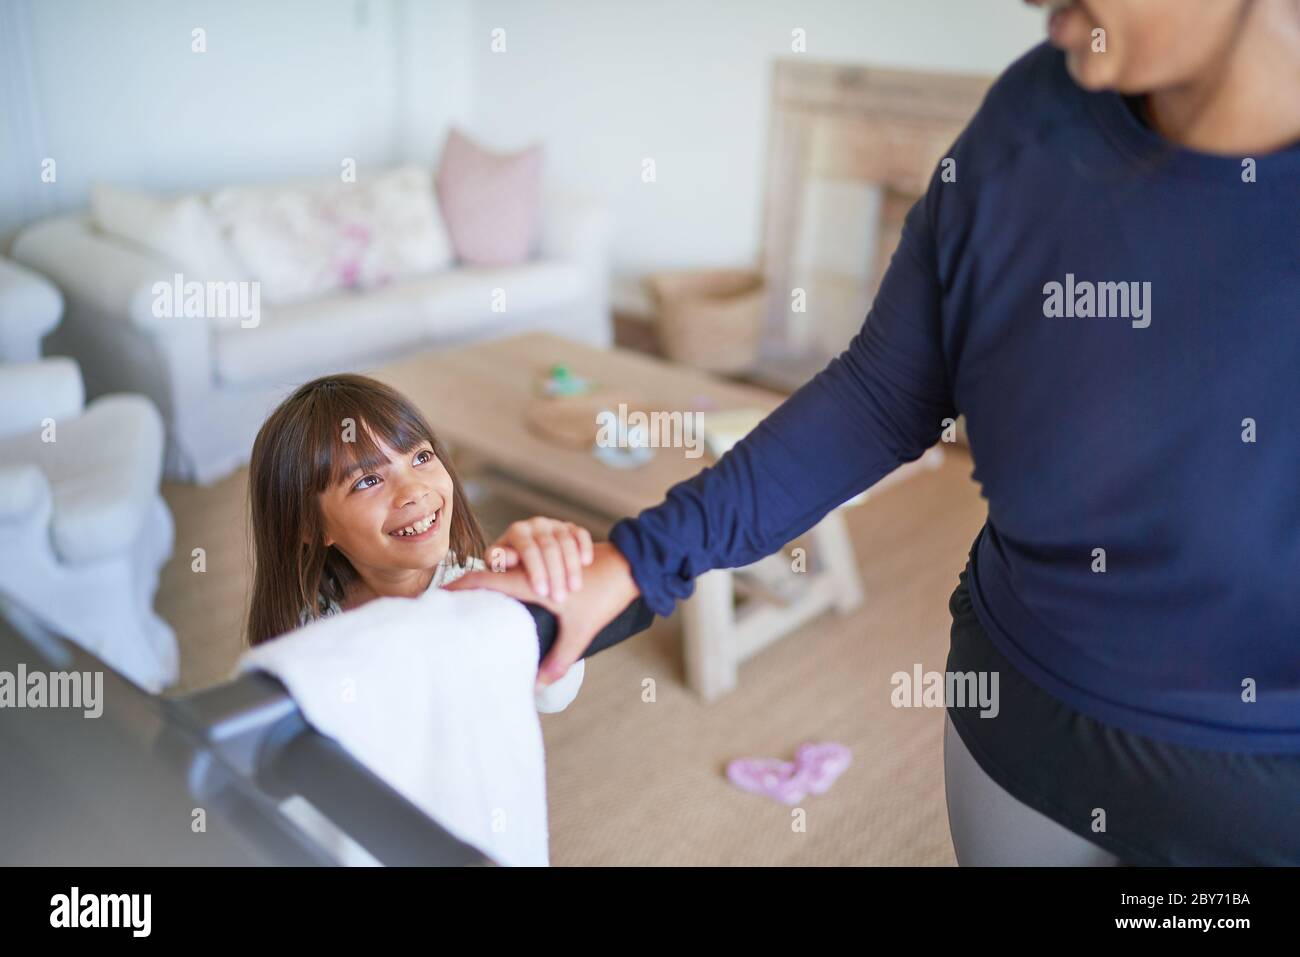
top-left (246, 373), bottom-right (488, 646)
top-left (317, 434), bottom-right (456, 577)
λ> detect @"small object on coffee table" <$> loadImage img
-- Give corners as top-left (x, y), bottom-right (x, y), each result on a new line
top-left (537, 362), bottom-right (594, 397)
top-left (591, 407), bottom-right (654, 470)
top-left (523, 389), bottom-right (655, 459)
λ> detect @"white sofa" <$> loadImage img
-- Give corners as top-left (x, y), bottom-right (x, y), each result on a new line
top-left (0, 358), bottom-right (177, 692)
top-left (11, 191), bottom-right (613, 484)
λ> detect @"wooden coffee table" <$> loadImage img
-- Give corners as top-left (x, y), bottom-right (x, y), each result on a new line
top-left (374, 333), bottom-right (898, 701)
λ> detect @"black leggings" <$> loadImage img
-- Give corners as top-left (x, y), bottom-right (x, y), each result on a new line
top-left (945, 564), bottom-right (1300, 866)
top-left (530, 586), bottom-right (1300, 864)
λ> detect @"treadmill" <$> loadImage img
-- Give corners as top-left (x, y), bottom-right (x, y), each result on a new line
top-left (0, 596), bottom-right (651, 866)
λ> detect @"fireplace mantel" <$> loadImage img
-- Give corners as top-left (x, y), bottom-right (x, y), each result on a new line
top-left (754, 59), bottom-right (992, 391)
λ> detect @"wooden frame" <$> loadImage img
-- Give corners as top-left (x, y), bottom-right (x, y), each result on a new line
top-left (754, 59), bottom-right (993, 390)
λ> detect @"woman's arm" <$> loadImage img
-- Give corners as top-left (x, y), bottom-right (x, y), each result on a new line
top-left (450, 184), bottom-right (957, 686)
top-left (525, 594), bottom-right (654, 711)
top-left (524, 594), bottom-right (655, 662)
top-left (610, 190), bottom-right (957, 616)
top-left (446, 543), bottom-right (645, 687)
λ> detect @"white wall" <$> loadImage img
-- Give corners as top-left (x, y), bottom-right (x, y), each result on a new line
top-left (0, 0), bottom-right (472, 245)
top-left (1, 0), bottom-right (1045, 271)
top-left (462, 0), bottom-right (1045, 274)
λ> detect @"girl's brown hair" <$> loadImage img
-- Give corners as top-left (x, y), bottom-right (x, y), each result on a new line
top-left (245, 373), bottom-right (486, 647)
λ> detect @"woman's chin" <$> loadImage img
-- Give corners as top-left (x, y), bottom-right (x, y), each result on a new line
top-left (1063, 49), bottom-right (1118, 91)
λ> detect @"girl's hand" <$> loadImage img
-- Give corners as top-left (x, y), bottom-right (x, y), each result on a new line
top-left (487, 517), bottom-right (594, 602)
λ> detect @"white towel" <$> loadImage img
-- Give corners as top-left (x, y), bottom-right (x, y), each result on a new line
top-left (436, 554), bottom-right (586, 714)
top-left (237, 586), bottom-right (553, 866)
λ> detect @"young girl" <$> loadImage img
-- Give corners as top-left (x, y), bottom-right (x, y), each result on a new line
top-left (245, 372), bottom-right (593, 711)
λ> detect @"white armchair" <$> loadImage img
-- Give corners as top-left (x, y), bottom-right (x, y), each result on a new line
top-left (0, 358), bottom-right (178, 692)
top-left (0, 256), bottom-right (64, 361)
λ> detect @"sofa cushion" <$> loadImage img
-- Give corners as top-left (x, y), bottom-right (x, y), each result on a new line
top-left (435, 128), bottom-right (543, 267)
top-left (213, 282), bottom-right (430, 387)
top-left (421, 260), bottom-right (586, 334)
top-left (213, 260), bottom-right (588, 387)
top-left (209, 166), bottom-right (453, 306)
top-left (0, 394), bottom-right (164, 566)
top-left (90, 182), bottom-right (248, 282)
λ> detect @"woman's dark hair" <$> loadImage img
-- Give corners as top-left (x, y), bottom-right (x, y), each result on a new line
top-left (245, 373), bottom-right (486, 647)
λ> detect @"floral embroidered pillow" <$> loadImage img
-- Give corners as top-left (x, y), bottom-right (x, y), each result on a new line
top-left (209, 166), bottom-right (453, 305)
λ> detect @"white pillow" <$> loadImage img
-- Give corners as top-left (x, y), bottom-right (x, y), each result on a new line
top-left (209, 166), bottom-right (453, 305)
top-left (90, 182), bottom-right (247, 281)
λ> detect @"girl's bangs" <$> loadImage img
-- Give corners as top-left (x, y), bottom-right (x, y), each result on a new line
top-left (312, 392), bottom-right (432, 491)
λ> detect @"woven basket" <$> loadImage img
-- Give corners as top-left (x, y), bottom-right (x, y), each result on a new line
top-left (646, 268), bottom-right (765, 373)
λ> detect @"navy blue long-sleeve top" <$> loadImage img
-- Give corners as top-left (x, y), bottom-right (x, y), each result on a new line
top-left (610, 43), bottom-right (1300, 753)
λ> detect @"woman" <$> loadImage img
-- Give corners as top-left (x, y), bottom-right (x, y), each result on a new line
top-left (451, 0), bottom-right (1300, 865)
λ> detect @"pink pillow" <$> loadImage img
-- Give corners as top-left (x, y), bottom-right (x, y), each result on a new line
top-left (435, 128), bottom-right (543, 267)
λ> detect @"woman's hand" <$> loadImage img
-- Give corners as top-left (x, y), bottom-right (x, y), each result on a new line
top-left (486, 517), bottom-right (594, 603)
top-left (446, 541), bottom-right (641, 689)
